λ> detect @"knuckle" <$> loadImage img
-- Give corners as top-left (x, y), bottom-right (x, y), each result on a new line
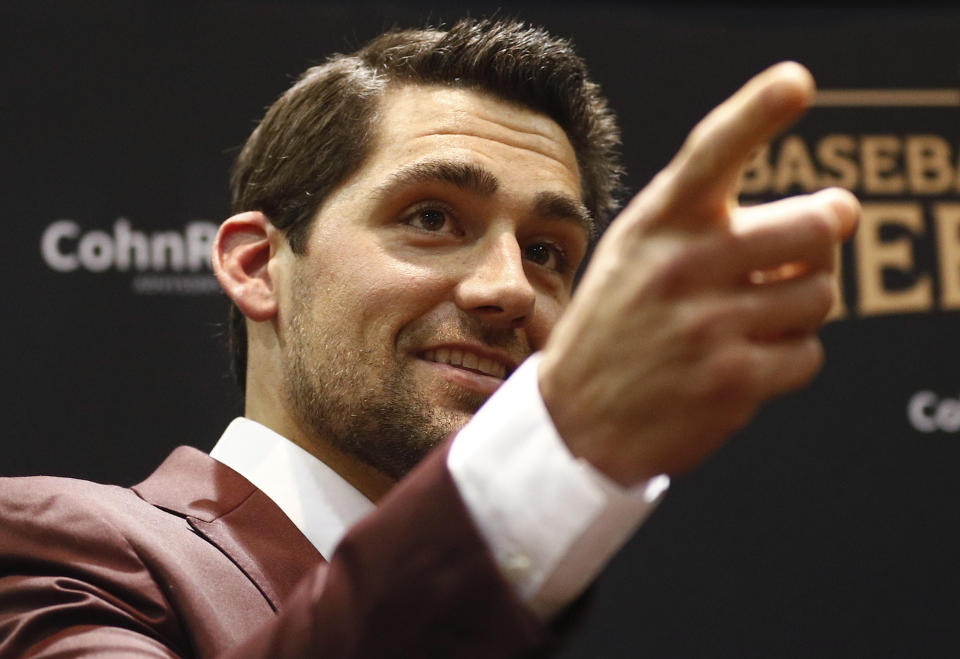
top-left (821, 186), bottom-right (861, 221)
top-left (712, 229), bottom-right (745, 259)
top-left (717, 400), bottom-right (759, 437)
top-left (680, 313), bottom-right (712, 349)
top-left (809, 273), bottom-right (834, 317)
top-left (654, 253), bottom-right (698, 298)
top-left (682, 119), bottom-right (711, 160)
top-left (783, 337), bottom-right (824, 390)
top-left (647, 240), bottom-right (704, 298)
top-left (677, 299), bottom-right (731, 349)
top-left (648, 232), bottom-right (726, 298)
top-left (805, 206), bottom-right (836, 247)
top-left (700, 346), bottom-right (756, 402)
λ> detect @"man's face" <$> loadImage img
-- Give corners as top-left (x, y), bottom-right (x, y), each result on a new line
top-left (274, 84), bottom-right (589, 479)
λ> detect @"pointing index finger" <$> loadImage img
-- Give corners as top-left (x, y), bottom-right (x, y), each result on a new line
top-left (660, 62), bottom-right (816, 225)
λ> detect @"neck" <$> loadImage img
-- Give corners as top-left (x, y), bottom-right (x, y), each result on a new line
top-left (286, 432), bottom-right (397, 503)
top-left (244, 401), bottom-right (396, 504)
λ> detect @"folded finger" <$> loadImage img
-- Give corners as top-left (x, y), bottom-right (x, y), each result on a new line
top-left (738, 272), bottom-right (835, 340)
top-left (746, 334), bottom-right (825, 399)
top-left (731, 187), bottom-right (859, 277)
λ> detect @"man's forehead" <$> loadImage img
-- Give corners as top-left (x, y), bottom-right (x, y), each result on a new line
top-left (372, 83), bottom-right (581, 179)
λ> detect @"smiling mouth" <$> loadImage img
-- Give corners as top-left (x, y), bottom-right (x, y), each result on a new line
top-left (421, 348), bottom-right (510, 379)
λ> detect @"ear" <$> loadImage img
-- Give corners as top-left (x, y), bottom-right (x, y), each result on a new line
top-left (212, 211), bottom-right (280, 322)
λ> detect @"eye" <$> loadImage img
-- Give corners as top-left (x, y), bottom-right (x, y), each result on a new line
top-left (412, 208), bottom-right (447, 231)
top-left (523, 241), bottom-right (567, 273)
top-left (402, 204), bottom-right (460, 235)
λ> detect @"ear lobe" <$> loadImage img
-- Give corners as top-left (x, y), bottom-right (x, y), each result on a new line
top-left (212, 211), bottom-right (279, 322)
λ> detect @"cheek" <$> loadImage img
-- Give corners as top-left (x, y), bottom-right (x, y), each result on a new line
top-left (348, 259), bottom-right (456, 326)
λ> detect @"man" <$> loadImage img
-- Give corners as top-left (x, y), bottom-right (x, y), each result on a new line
top-left (0, 19), bottom-right (858, 658)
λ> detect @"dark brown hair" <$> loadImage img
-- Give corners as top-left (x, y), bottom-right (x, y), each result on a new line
top-left (228, 18), bottom-right (624, 391)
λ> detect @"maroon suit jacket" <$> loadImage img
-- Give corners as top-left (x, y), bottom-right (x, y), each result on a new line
top-left (0, 442), bottom-right (553, 657)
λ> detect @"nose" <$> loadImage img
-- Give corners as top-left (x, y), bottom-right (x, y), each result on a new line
top-left (454, 233), bottom-right (536, 328)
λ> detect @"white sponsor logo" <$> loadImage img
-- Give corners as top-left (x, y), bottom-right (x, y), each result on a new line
top-left (41, 218), bottom-right (216, 273)
top-left (907, 390), bottom-right (960, 433)
top-left (40, 218), bottom-right (220, 295)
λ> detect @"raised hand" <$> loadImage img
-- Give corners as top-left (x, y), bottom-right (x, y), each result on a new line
top-left (539, 62), bottom-right (860, 485)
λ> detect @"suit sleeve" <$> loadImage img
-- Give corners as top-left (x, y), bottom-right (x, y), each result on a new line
top-left (0, 483), bottom-right (189, 657)
top-left (0, 447), bottom-right (555, 658)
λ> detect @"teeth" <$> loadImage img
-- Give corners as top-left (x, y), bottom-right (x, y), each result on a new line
top-left (422, 348), bottom-right (507, 379)
top-left (478, 357), bottom-right (494, 375)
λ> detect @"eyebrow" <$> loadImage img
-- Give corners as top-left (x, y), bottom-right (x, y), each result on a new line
top-left (374, 160), bottom-right (499, 198)
top-left (531, 191), bottom-right (596, 242)
top-left (375, 158), bottom-right (595, 240)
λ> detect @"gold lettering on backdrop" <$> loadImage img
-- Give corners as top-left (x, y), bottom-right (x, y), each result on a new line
top-left (740, 145), bottom-right (772, 195)
top-left (862, 135), bottom-right (906, 194)
top-left (817, 134), bottom-right (859, 189)
top-left (906, 135), bottom-right (954, 194)
top-left (740, 133), bottom-right (960, 319)
top-left (740, 134), bottom-right (960, 196)
top-left (773, 136), bottom-right (819, 193)
top-left (936, 203), bottom-right (960, 310)
top-left (814, 89), bottom-right (960, 108)
top-left (855, 204), bottom-right (932, 315)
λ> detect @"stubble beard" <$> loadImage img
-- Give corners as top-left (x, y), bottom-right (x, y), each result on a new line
top-left (282, 305), bottom-right (489, 480)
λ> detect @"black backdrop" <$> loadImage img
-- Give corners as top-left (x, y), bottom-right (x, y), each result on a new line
top-left (4, 1), bottom-right (960, 656)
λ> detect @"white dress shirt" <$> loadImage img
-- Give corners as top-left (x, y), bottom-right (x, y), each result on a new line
top-left (211, 352), bottom-right (669, 619)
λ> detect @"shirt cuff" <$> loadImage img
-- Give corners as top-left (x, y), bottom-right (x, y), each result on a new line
top-left (447, 352), bottom-right (670, 619)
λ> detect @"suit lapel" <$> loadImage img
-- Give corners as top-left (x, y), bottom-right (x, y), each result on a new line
top-left (132, 446), bottom-right (323, 611)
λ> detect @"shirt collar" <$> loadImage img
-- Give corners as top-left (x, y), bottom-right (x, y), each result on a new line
top-left (209, 417), bottom-right (375, 561)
